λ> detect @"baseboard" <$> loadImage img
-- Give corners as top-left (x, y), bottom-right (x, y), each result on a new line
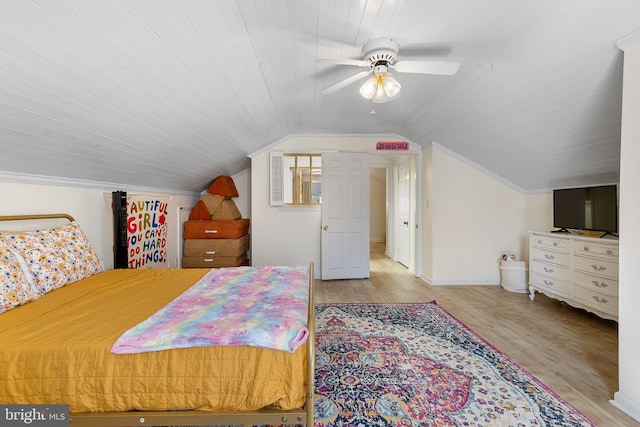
top-left (431, 281), bottom-right (498, 286)
top-left (610, 391), bottom-right (640, 422)
top-left (420, 274), bottom-right (433, 285)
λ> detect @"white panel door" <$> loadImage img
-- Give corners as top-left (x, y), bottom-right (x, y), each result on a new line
top-left (397, 159), bottom-right (411, 267)
top-left (321, 152), bottom-right (370, 279)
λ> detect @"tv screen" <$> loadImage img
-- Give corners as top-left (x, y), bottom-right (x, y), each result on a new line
top-left (553, 185), bottom-right (618, 233)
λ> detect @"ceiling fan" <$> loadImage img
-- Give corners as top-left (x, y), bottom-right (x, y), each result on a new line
top-left (317, 38), bottom-right (460, 103)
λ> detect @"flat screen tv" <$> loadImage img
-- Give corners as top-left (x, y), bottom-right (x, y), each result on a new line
top-left (553, 185), bottom-right (618, 235)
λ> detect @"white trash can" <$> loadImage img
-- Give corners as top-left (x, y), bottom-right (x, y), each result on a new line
top-left (499, 260), bottom-right (528, 293)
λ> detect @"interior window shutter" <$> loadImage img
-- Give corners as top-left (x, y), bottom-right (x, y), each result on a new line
top-left (270, 151), bottom-right (284, 206)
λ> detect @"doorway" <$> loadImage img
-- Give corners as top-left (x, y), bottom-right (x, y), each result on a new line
top-left (369, 153), bottom-right (419, 276)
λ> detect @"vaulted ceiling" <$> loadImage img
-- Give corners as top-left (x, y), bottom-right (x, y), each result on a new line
top-left (1, 1), bottom-right (638, 193)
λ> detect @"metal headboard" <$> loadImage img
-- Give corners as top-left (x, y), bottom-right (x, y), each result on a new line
top-left (0, 213), bottom-right (76, 223)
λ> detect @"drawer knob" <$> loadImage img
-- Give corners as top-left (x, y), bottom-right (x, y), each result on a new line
top-left (607, 249), bottom-right (613, 255)
top-left (592, 280), bottom-right (608, 288)
top-left (537, 239), bottom-right (543, 244)
top-left (592, 295), bottom-right (609, 304)
top-left (544, 254), bottom-right (555, 260)
top-left (553, 242), bottom-right (558, 246)
top-left (543, 279), bottom-right (554, 286)
top-left (205, 230), bottom-right (218, 234)
top-left (544, 267), bottom-right (554, 273)
top-left (583, 246), bottom-right (589, 251)
top-left (591, 264), bottom-right (606, 272)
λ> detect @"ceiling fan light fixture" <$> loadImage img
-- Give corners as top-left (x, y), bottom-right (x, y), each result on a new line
top-left (360, 68), bottom-right (401, 102)
top-left (382, 72), bottom-right (401, 97)
top-left (359, 75), bottom-right (378, 99)
top-left (371, 72), bottom-right (401, 103)
top-left (372, 84), bottom-right (391, 103)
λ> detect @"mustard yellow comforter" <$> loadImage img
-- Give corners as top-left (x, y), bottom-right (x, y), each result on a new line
top-left (0, 269), bottom-right (306, 413)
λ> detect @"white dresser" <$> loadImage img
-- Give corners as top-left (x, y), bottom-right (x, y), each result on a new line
top-left (529, 231), bottom-right (619, 321)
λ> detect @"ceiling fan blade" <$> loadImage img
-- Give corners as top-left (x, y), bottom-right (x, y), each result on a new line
top-left (322, 70), bottom-right (371, 95)
top-left (316, 58), bottom-right (370, 67)
top-left (397, 43), bottom-right (453, 57)
top-left (393, 60), bottom-right (460, 75)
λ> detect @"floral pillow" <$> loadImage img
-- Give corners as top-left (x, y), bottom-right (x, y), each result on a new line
top-left (0, 222), bottom-right (104, 294)
top-left (1, 243), bottom-right (40, 314)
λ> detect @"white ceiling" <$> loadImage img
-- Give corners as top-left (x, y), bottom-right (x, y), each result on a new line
top-left (1, 0), bottom-right (638, 193)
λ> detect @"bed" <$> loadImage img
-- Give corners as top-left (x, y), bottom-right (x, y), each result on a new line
top-left (0, 214), bottom-right (315, 427)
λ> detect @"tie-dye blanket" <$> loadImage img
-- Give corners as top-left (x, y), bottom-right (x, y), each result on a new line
top-left (111, 266), bottom-right (309, 354)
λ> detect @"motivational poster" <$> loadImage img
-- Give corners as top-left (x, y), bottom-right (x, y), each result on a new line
top-left (127, 194), bottom-right (171, 268)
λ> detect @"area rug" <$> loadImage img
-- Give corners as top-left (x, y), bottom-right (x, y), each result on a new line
top-left (314, 302), bottom-right (595, 427)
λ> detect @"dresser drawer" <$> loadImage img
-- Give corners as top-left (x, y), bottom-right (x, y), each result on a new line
top-left (530, 235), bottom-right (569, 252)
top-left (573, 255), bottom-right (618, 279)
top-left (573, 286), bottom-right (618, 317)
top-left (574, 241), bottom-right (618, 260)
top-left (182, 255), bottom-right (248, 268)
top-left (530, 271), bottom-right (571, 297)
top-left (573, 270), bottom-right (619, 296)
top-left (530, 259), bottom-right (570, 281)
top-left (184, 219), bottom-right (250, 239)
top-left (530, 246), bottom-right (570, 267)
top-left (184, 235), bottom-right (250, 257)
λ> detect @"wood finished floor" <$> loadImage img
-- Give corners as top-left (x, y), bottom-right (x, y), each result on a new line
top-left (316, 242), bottom-right (637, 427)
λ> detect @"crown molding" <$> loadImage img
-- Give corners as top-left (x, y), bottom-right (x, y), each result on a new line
top-left (615, 27), bottom-right (640, 51)
top-left (0, 171), bottom-right (198, 196)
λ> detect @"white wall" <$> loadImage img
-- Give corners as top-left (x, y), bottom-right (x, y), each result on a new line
top-left (424, 143), bottom-right (525, 285)
top-left (230, 169), bottom-right (251, 218)
top-left (0, 180), bottom-right (198, 269)
top-left (422, 147), bottom-right (434, 281)
top-left (523, 193), bottom-right (553, 260)
top-left (409, 155), bottom-right (418, 273)
top-left (523, 193), bottom-right (553, 232)
top-left (370, 168), bottom-right (386, 243)
top-left (611, 35), bottom-right (640, 422)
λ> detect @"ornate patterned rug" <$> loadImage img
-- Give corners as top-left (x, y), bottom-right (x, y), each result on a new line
top-left (314, 302), bottom-right (596, 427)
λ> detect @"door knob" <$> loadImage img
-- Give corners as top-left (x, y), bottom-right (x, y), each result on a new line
top-left (323, 225), bottom-right (329, 230)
